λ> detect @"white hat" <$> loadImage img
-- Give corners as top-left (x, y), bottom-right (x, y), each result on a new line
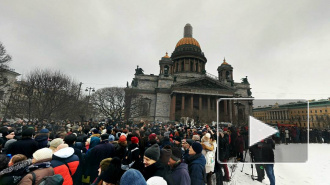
top-left (33, 148), bottom-right (53, 161)
top-left (205, 133), bottom-right (211, 139)
top-left (147, 176), bottom-right (167, 185)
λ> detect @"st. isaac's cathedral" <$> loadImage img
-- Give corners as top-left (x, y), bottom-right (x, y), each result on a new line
top-left (125, 24), bottom-right (252, 124)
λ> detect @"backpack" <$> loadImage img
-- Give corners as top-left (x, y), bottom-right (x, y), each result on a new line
top-left (32, 172), bottom-right (64, 185)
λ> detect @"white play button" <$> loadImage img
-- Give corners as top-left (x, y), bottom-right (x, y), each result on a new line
top-left (249, 116), bottom-right (278, 147)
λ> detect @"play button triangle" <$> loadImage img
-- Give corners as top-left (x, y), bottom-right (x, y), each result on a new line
top-left (249, 116), bottom-right (278, 147)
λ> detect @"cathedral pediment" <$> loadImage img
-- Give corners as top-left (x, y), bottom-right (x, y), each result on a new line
top-left (172, 76), bottom-right (234, 91)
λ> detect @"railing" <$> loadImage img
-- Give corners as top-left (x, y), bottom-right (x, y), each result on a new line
top-left (205, 72), bottom-right (218, 80)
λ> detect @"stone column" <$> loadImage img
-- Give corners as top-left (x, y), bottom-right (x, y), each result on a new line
top-left (181, 94), bottom-right (185, 116)
top-left (170, 94), bottom-right (176, 120)
top-left (190, 95), bottom-right (194, 113)
top-left (199, 95), bottom-right (202, 114)
top-left (224, 100), bottom-right (228, 115)
top-left (207, 96), bottom-right (211, 114)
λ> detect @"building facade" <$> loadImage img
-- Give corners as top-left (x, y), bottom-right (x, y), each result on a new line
top-left (253, 99), bottom-right (330, 128)
top-left (125, 24), bottom-right (252, 124)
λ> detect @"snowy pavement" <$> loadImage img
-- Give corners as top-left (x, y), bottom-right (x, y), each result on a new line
top-left (225, 144), bottom-right (330, 185)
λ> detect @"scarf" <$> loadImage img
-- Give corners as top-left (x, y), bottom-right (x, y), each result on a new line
top-left (0, 159), bottom-right (32, 176)
top-left (186, 153), bottom-right (202, 164)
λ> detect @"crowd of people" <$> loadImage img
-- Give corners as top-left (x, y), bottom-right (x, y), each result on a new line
top-left (0, 119), bottom-right (327, 185)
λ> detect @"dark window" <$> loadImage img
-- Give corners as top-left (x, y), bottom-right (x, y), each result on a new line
top-left (320, 110), bottom-right (322, 113)
top-left (315, 110), bottom-right (317, 113)
top-left (326, 110), bottom-right (328, 112)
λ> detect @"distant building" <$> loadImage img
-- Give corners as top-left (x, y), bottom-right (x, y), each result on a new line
top-left (125, 24), bottom-right (252, 124)
top-left (0, 67), bottom-right (20, 119)
top-left (253, 99), bottom-right (330, 128)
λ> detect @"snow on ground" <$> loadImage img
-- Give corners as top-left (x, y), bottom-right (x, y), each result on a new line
top-left (225, 144), bottom-right (330, 185)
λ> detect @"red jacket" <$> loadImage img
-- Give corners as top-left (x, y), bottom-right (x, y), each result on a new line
top-left (51, 147), bottom-right (79, 185)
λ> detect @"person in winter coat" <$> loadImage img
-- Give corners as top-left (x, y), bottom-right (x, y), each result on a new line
top-left (34, 129), bottom-right (50, 149)
top-left (18, 148), bottom-right (54, 185)
top-left (202, 133), bottom-right (217, 185)
top-left (122, 136), bottom-right (143, 171)
top-left (114, 135), bottom-right (127, 160)
top-left (168, 147), bottom-right (190, 185)
top-left (91, 157), bottom-right (124, 185)
top-left (85, 134), bottom-right (115, 183)
top-left (0, 158), bottom-right (32, 185)
top-left (64, 134), bottom-right (83, 185)
top-left (49, 138), bottom-right (64, 153)
top-left (186, 142), bottom-right (206, 185)
top-left (142, 144), bottom-right (173, 185)
top-left (51, 144), bottom-right (80, 185)
top-left (235, 132), bottom-right (244, 162)
top-left (7, 127), bottom-right (38, 158)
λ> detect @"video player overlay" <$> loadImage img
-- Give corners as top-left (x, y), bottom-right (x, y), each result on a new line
top-left (217, 98), bottom-right (309, 164)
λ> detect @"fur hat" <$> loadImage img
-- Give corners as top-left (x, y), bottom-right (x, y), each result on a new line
top-left (131, 136), bottom-right (139, 144)
top-left (192, 142), bottom-right (203, 154)
top-left (33, 148), bottom-right (53, 161)
top-left (192, 135), bottom-right (200, 141)
top-left (120, 169), bottom-right (147, 185)
top-left (144, 144), bottom-right (160, 161)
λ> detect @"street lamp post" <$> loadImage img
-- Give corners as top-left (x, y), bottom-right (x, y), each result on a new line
top-left (85, 87), bottom-right (95, 121)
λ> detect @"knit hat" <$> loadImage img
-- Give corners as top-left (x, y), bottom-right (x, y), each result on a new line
top-left (100, 158), bottom-right (112, 172)
top-left (22, 127), bottom-right (34, 137)
top-left (39, 129), bottom-right (49, 133)
top-left (205, 133), bottom-right (211, 139)
top-left (144, 144), bottom-right (160, 161)
top-left (131, 136), bottom-right (139, 144)
top-left (160, 148), bottom-right (172, 165)
top-left (119, 135), bottom-right (127, 142)
top-left (147, 176), bottom-right (167, 185)
top-left (148, 133), bottom-right (157, 141)
top-left (33, 148), bottom-right (53, 161)
top-left (192, 142), bottom-right (203, 154)
top-left (49, 138), bottom-right (64, 151)
top-left (186, 139), bottom-right (194, 146)
top-left (120, 169), bottom-right (147, 185)
top-left (108, 134), bottom-right (115, 142)
top-left (171, 147), bottom-right (182, 161)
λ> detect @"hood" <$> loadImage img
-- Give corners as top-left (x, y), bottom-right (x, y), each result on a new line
top-left (175, 162), bottom-right (188, 171)
top-left (34, 134), bottom-right (48, 142)
top-left (54, 147), bottom-right (74, 158)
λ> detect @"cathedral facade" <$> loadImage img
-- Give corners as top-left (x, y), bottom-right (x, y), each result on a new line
top-left (125, 24), bottom-right (252, 124)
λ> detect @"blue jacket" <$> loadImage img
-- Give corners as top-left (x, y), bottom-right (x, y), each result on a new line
top-left (187, 154), bottom-right (206, 185)
top-left (171, 162), bottom-right (191, 185)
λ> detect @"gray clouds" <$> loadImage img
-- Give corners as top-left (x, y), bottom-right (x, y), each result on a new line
top-left (0, 0), bottom-right (329, 99)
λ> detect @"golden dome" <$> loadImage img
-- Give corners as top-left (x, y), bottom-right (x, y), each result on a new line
top-left (163, 52), bottom-right (170, 58)
top-left (222, 58), bottom-right (229, 65)
top-left (175, 37), bottom-right (200, 48)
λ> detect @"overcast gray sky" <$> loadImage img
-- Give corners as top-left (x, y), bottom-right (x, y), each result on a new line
top-left (1, 0), bottom-right (329, 99)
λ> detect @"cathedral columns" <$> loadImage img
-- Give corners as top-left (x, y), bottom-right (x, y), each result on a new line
top-left (207, 96), bottom-right (211, 112)
top-left (190, 95), bottom-right (194, 113)
top-left (170, 94), bottom-right (176, 120)
top-left (181, 94), bottom-right (185, 116)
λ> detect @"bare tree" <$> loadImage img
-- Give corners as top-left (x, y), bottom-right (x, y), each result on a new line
top-left (0, 42), bottom-right (12, 86)
top-left (91, 87), bottom-right (126, 121)
top-left (5, 69), bottom-right (81, 121)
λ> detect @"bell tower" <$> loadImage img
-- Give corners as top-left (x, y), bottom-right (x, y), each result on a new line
top-left (218, 58), bottom-right (233, 85)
